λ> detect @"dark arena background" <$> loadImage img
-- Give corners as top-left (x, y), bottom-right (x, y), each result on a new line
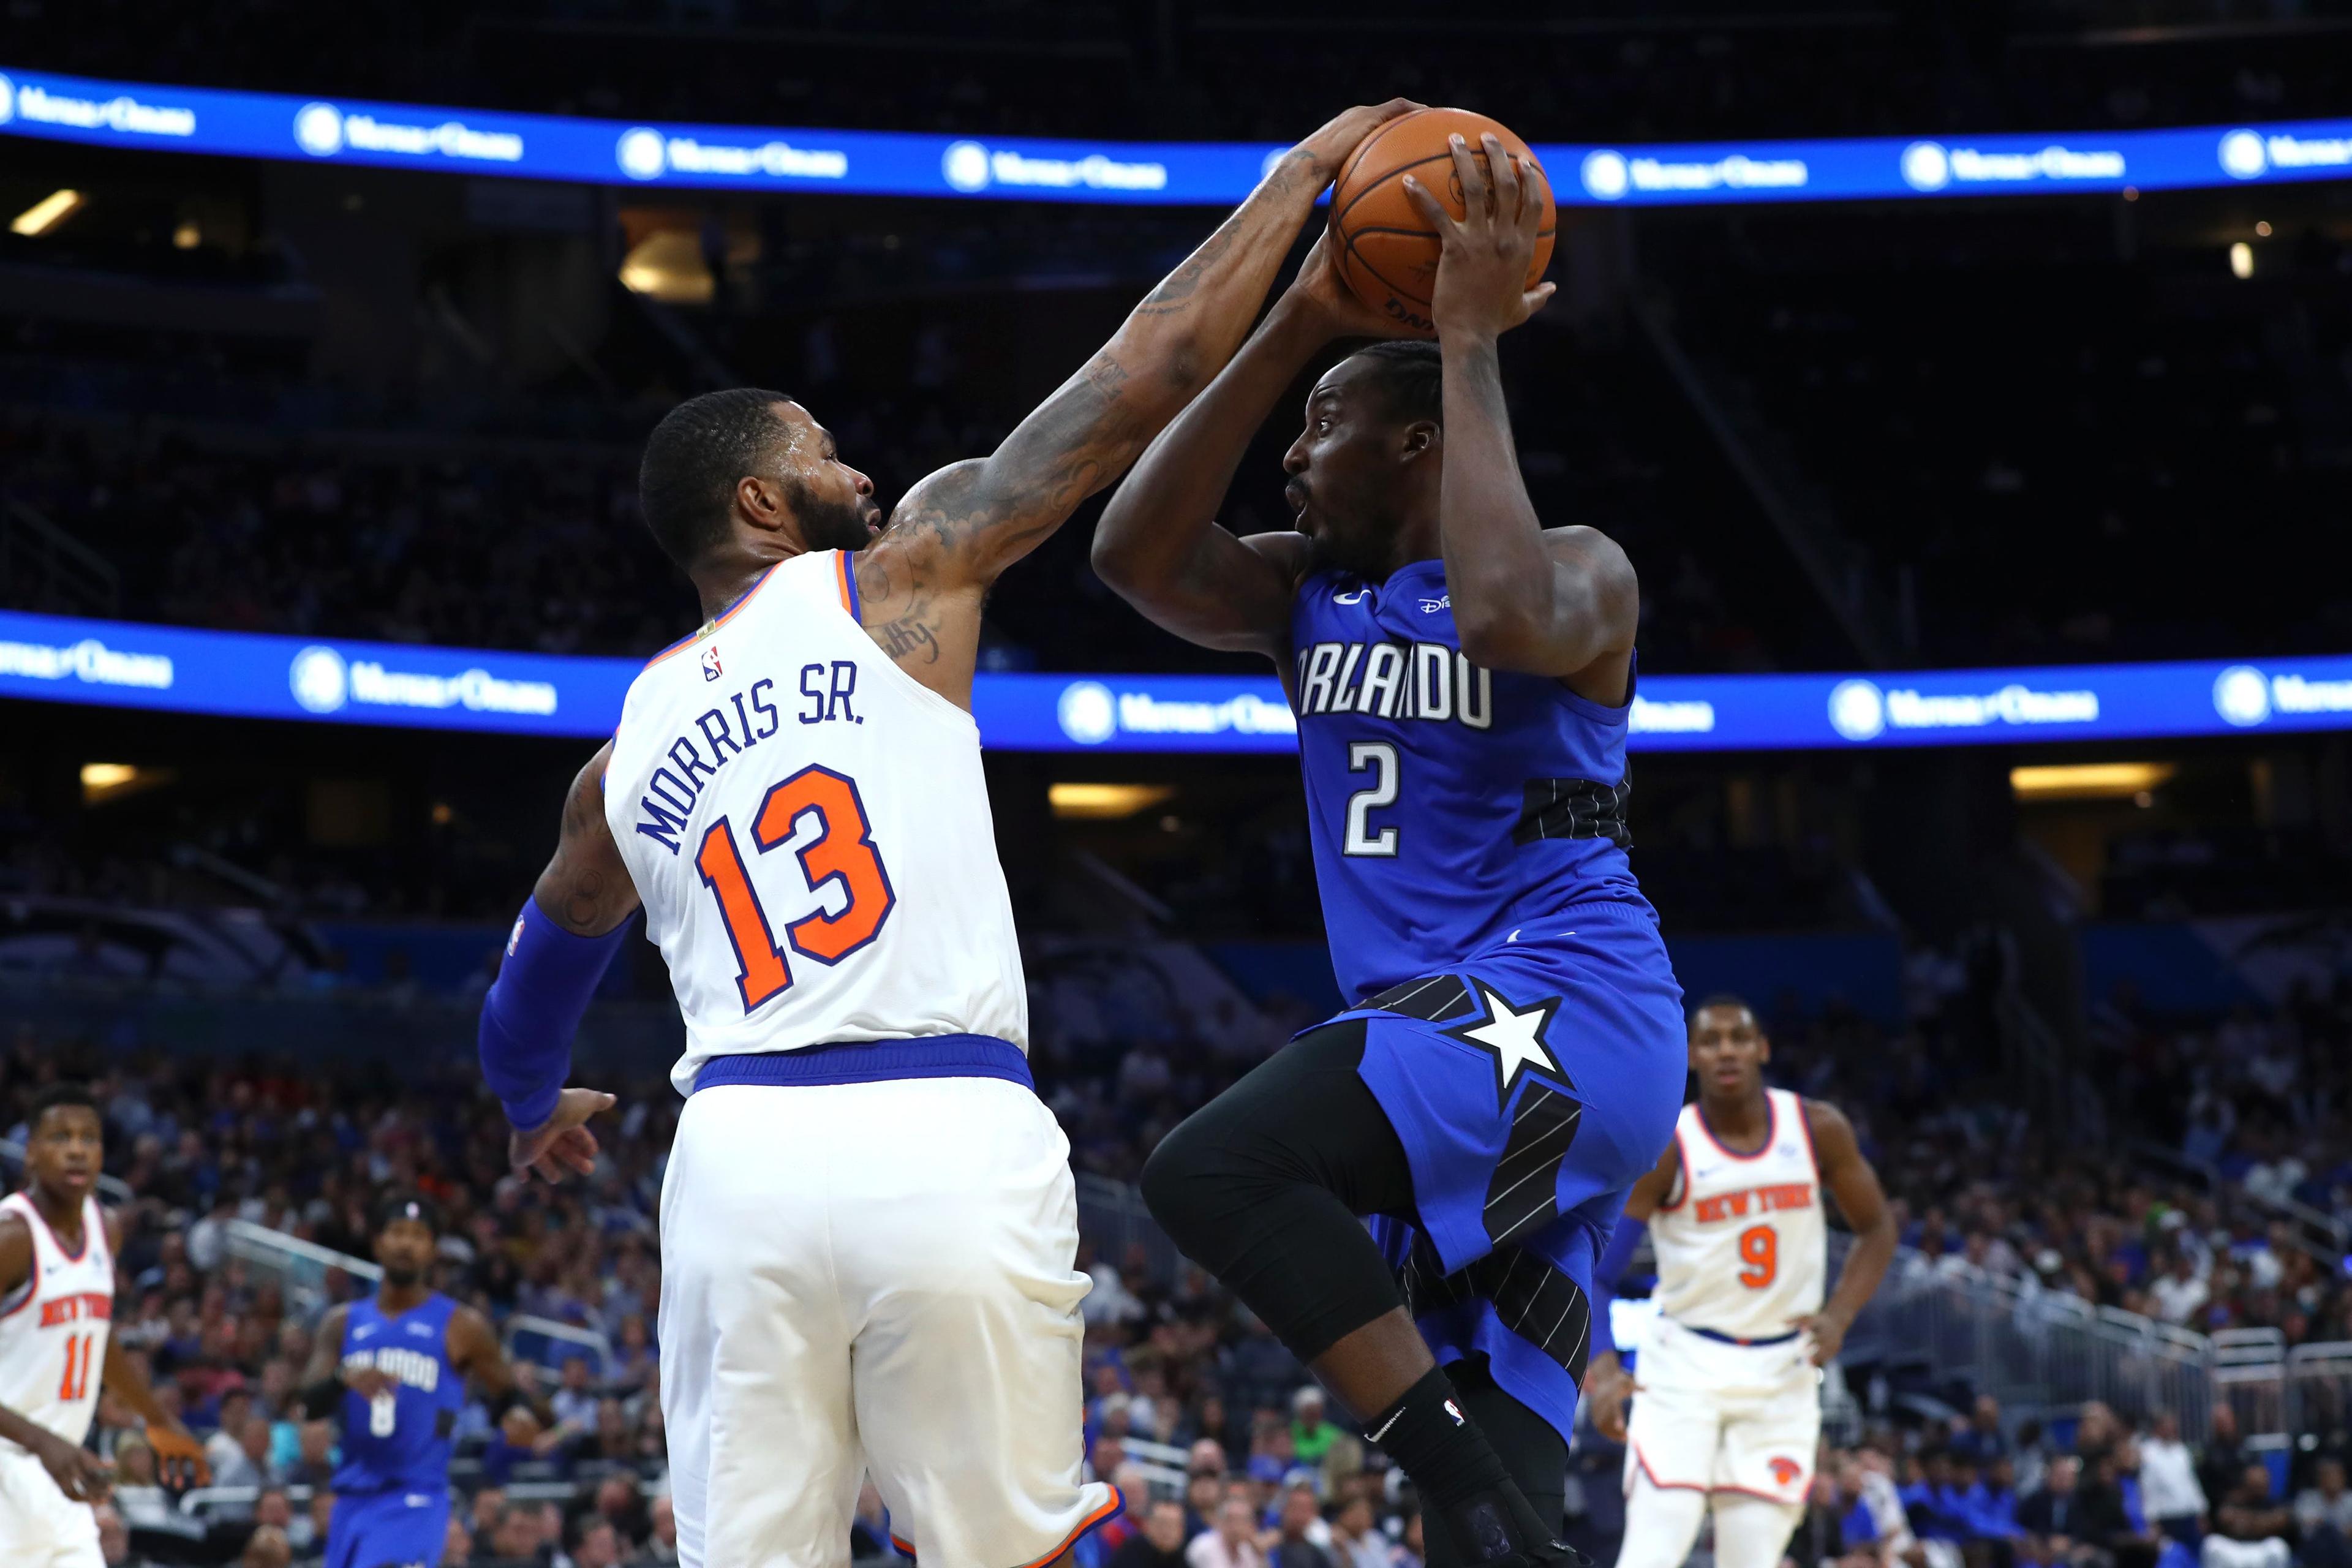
top-left (7, 3), bottom-right (2352, 1566)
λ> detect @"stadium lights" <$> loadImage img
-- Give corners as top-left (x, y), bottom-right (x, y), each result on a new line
top-left (1048, 783), bottom-right (1176, 820)
top-left (2010, 762), bottom-right (2176, 801)
top-left (617, 230), bottom-right (714, 304)
top-left (80, 762), bottom-right (173, 804)
top-left (10, 189), bottom-right (83, 236)
top-left (2230, 241), bottom-right (2256, 279)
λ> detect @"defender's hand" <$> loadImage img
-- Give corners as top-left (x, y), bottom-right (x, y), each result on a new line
top-left (1285, 231), bottom-right (1414, 342)
top-left (1581, 1357), bottom-right (1636, 1444)
top-left (1793, 1308), bottom-right (1850, 1366)
top-left (1287, 99), bottom-right (1425, 187)
top-left (38, 1433), bottom-right (113, 1504)
top-left (146, 1421), bottom-right (211, 1488)
top-left (1400, 132), bottom-right (1556, 340)
top-left (509, 1088), bottom-right (616, 1183)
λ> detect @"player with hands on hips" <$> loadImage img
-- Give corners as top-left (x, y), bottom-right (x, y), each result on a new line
top-left (1582, 998), bottom-right (1896, 1568)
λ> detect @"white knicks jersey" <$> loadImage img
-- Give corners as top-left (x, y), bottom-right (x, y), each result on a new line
top-left (0, 1191), bottom-right (114, 1451)
top-left (605, 549), bottom-right (1027, 1096)
top-left (1648, 1089), bottom-right (1826, 1341)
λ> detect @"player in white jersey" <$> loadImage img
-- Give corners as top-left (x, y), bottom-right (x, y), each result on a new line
top-left (1, 1084), bottom-right (207, 1567)
top-left (471, 101), bottom-right (1422, 1568)
top-left (1581, 998), bottom-right (1896, 1568)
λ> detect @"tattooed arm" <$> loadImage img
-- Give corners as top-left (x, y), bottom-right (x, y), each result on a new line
top-left (852, 100), bottom-right (1419, 706)
top-left (533, 743), bottom-right (640, 937)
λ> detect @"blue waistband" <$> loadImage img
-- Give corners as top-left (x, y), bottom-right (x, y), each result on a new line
top-left (1680, 1321), bottom-right (1803, 1348)
top-left (694, 1035), bottom-right (1032, 1093)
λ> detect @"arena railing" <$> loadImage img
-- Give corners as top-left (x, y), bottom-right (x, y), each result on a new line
top-left (0, 1137), bottom-right (135, 1204)
top-left (1079, 1182), bottom-right (2234, 1440)
top-left (222, 1218), bottom-right (380, 1318)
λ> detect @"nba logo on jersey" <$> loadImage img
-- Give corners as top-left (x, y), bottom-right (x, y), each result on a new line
top-left (701, 645), bottom-right (723, 682)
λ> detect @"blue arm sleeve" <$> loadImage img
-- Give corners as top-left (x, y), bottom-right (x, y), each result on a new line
top-left (1590, 1216), bottom-right (1648, 1357)
top-left (478, 899), bottom-right (630, 1130)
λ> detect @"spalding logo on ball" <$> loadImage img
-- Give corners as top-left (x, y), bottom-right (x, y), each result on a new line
top-left (1329, 107), bottom-right (1556, 335)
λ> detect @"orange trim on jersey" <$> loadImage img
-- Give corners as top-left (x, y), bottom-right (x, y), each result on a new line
top-left (20, 1194), bottom-right (92, 1264)
top-left (889, 1487), bottom-right (1124, 1567)
top-left (1019, 1487), bottom-right (1125, 1568)
top-left (834, 549), bottom-right (860, 619)
top-left (1656, 1125), bottom-right (1691, 1213)
top-left (1793, 1095), bottom-right (1822, 1174)
top-left (640, 562), bottom-right (783, 671)
top-left (1692, 1093), bottom-right (1778, 1163)
top-left (1627, 1441), bottom-right (1808, 1502)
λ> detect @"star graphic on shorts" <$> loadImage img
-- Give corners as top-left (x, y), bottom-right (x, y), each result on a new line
top-left (1442, 984), bottom-right (1567, 1109)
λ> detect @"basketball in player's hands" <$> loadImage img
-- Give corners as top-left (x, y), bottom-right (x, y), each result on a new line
top-left (1330, 108), bottom-right (1555, 334)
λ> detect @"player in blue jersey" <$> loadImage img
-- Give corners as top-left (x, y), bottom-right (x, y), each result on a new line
top-left (297, 1196), bottom-right (546, 1568)
top-left (1098, 138), bottom-right (1681, 1568)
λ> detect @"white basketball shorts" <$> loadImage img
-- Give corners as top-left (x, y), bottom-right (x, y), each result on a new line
top-left (1623, 1314), bottom-right (1822, 1503)
top-left (0, 1448), bottom-right (104, 1568)
top-left (660, 1071), bottom-right (1119, 1568)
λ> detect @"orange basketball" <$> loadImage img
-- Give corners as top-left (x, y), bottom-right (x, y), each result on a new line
top-left (1330, 107), bottom-right (1555, 335)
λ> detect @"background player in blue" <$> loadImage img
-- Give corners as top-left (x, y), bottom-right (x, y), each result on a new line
top-left (1098, 136), bottom-right (1683, 1568)
top-left (298, 1196), bottom-right (546, 1568)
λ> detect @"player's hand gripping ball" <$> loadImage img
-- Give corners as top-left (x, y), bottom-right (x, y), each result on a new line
top-left (1330, 107), bottom-right (1555, 335)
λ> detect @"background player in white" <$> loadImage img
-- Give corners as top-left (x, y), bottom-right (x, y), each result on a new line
top-left (0, 1084), bottom-right (207, 1567)
top-left (472, 101), bottom-right (1421, 1568)
top-left (1582, 998), bottom-right (1896, 1568)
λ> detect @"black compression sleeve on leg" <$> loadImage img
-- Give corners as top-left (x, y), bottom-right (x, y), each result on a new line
top-left (1140, 1020), bottom-right (1418, 1361)
top-left (1420, 1360), bottom-right (1570, 1568)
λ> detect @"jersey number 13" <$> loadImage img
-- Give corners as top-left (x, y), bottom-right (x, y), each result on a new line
top-left (695, 764), bottom-right (897, 1012)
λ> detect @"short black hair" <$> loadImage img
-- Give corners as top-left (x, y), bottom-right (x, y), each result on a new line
top-left (28, 1082), bottom-right (99, 1132)
top-left (375, 1192), bottom-right (440, 1235)
top-left (1691, 993), bottom-right (1757, 1020)
top-left (638, 388), bottom-right (792, 571)
top-left (1344, 339), bottom-right (1443, 428)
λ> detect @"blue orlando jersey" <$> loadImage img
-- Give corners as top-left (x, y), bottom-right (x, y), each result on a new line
top-left (1290, 559), bottom-right (1649, 1001)
top-left (333, 1292), bottom-right (464, 1494)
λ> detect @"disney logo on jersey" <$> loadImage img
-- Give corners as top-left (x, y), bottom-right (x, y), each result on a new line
top-left (633, 664), bottom-right (864, 855)
top-left (1419, 595), bottom-right (1450, 614)
top-left (343, 1344), bottom-right (442, 1393)
top-left (1295, 640), bottom-right (1494, 729)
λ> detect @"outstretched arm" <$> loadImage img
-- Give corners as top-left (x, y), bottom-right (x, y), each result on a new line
top-left (853, 102), bottom-right (1417, 698)
top-left (1796, 1099), bottom-right (1896, 1366)
top-left (478, 745), bottom-right (627, 1182)
top-left (1403, 136), bottom-right (1635, 684)
top-left (1091, 234), bottom-right (1396, 657)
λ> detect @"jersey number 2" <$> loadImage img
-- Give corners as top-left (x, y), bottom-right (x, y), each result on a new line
top-left (1343, 742), bottom-right (1400, 858)
top-left (58, 1333), bottom-right (96, 1402)
top-left (696, 764), bottom-right (896, 1013)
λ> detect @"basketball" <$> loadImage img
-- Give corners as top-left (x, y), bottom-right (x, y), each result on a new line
top-left (1330, 107), bottom-right (1556, 333)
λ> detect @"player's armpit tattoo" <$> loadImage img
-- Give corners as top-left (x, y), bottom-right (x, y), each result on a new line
top-left (875, 614), bottom-right (942, 665)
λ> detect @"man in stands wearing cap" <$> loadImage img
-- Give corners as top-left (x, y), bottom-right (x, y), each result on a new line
top-left (294, 1195), bottom-right (549, 1568)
